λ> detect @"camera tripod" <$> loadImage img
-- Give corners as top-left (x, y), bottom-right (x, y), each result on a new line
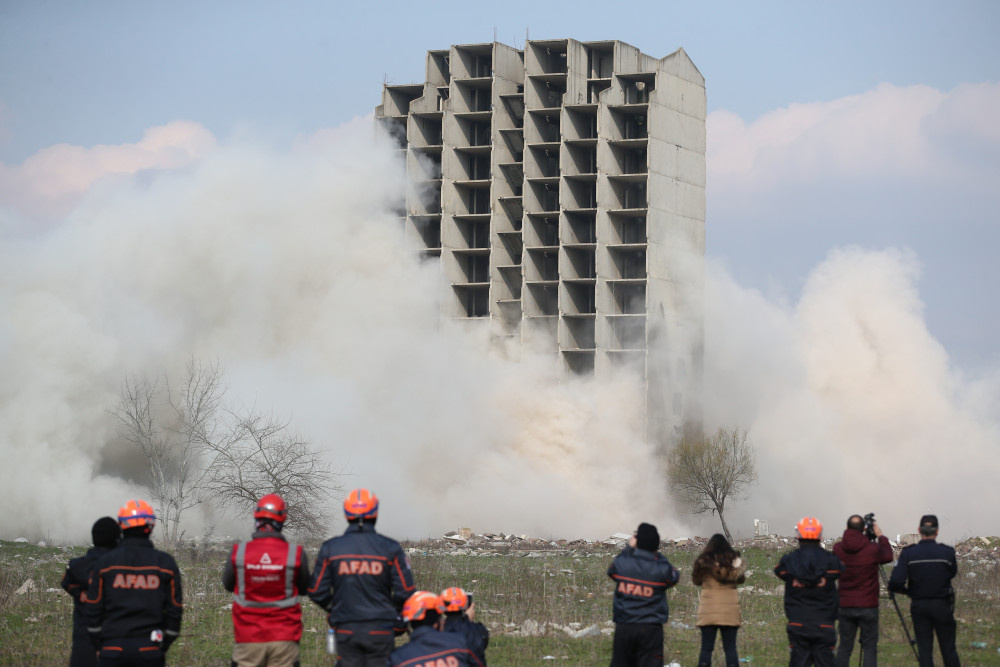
top-left (855, 565), bottom-right (919, 664)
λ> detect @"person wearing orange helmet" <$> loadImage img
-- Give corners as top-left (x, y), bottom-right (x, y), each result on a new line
top-left (388, 592), bottom-right (484, 666)
top-left (84, 500), bottom-right (183, 666)
top-left (222, 493), bottom-right (311, 667)
top-left (774, 517), bottom-right (845, 667)
top-left (441, 586), bottom-right (489, 665)
top-left (307, 488), bottom-right (416, 666)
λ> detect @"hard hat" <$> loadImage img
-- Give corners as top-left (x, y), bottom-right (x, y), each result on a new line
top-left (254, 493), bottom-right (287, 523)
top-left (796, 517), bottom-right (822, 540)
top-left (441, 586), bottom-right (470, 612)
top-left (402, 591), bottom-right (445, 623)
top-left (118, 499), bottom-right (157, 530)
top-left (344, 488), bottom-right (379, 521)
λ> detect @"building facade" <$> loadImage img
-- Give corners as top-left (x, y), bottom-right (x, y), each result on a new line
top-left (376, 39), bottom-right (705, 443)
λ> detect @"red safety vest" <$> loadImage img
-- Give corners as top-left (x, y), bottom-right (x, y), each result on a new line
top-left (231, 536), bottom-right (303, 643)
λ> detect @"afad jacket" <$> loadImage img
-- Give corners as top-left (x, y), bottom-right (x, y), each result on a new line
top-left (773, 541), bottom-right (845, 624)
top-left (607, 546), bottom-right (680, 625)
top-left (84, 536), bottom-right (183, 648)
top-left (692, 554), bottom-right (747, 627)
top-left (307, 523), bottom-right (416, 629)
top-left (832, 529), bottom-right (893, 608)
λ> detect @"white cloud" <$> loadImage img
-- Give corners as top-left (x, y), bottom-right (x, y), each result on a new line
top-left (708, 82), bottom-right (1000, 190)
top-left (0, 120), bottom-right (216, 223)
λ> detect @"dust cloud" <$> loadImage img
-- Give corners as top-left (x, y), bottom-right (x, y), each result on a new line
top-left (0, 119), bottom-right (674, 544)
top-left (2, 117), bottom-right (997, 546)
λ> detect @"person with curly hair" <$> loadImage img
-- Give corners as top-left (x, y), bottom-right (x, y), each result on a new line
top-left (692, 534), bottom-right (747, 667)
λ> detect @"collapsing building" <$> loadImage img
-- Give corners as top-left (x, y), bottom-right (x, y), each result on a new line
top-left (376, 39), bottom-right (705, 444)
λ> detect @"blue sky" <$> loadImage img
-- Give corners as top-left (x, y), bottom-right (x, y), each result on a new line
top-left (2, 1), bottom-right (1000, 538)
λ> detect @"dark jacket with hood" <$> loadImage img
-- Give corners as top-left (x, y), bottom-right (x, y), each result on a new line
top-left (832, 529), bottom-right (893, 608)
top-left (607, 546), bottom-right (680, 624)
top-left (774, 541), bottom-right (845, 623)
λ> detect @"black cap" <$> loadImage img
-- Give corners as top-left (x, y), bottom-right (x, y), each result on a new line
top-left (920, 514), bottom-right (938, 528)
top-left (635, 522), bottom-right (660, 552)
top-left (92, 516), bottom-right (121, 548)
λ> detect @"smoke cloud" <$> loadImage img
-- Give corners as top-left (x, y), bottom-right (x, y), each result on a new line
top-left (0, 117), bottom-right (673, 544)
top-left (3, 84), bottom-right (999, 545)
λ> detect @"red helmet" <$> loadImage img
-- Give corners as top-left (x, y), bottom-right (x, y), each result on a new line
top-left (344, 489), bottom-right (379, 521)
top-left (254, 493), bottom-right (287, 523)
top-left (402, 591), bottom-right (445, 623)
top-left (441, 586), bottom-right (470, 612)
top-left (118, 499), bottom-right (156, 530)
top-left (796, 517), bottom-right (823, 540)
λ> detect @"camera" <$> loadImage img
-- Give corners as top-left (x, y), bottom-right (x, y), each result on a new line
top-left (863, 513), bottom-right (877, 541)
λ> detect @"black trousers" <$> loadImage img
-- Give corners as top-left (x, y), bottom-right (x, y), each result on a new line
top-left (97, 637), bottom-right (165, 667)
top-left (610, 622), bottom-right (664, 667)
top-left (911, 598), bottom-right (960, 667)
top-left (70, 626), bottom-right (98, 667)
top-left (787, 622), bottom-right (836, 667)
top-left (699, 625), bottom-right (739, 666)
top-left (334, 626), bottom-right (395, 667)
top-left (835, 606), bottom-right (879, 667)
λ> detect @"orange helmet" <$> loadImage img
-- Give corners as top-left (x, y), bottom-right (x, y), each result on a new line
top-left (402, 591), bottom-right (445, 623)
top-left (441, 586), bottom-right (470, 612)
top-left (118, 499), bottom-right (156, 530)
top-left (344, 489), bottom-right (379, 521)
top-left (254, 493), bottom-right (287, 523)
top-left (796, 517), bottom-right (822, 540)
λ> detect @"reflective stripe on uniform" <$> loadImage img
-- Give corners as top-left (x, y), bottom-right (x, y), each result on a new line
top-left (233, 540), bottom-right (299, 608)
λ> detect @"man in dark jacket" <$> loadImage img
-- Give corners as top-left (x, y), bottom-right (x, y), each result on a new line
top-left (84, 500), bottom-right (183, 667)
top-left (62, 517), bottom-right (121, 667)
top-left (832, 514), bottom-right (893, 667)
top-left (389, 591), bottom-right (484, 667)
top-left (888, 514), bottom-right (960, 667)
top-left (441, 586), bottom-right (489, 665)
top-left (307, 489), bottom-right (415, 666)
top-left (607, 522), bottom-right (680, 667)
top-left (774, 517), bottom-right (845, 667)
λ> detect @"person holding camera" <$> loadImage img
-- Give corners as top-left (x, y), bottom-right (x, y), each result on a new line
top-left (831, 514), bottom-right (893, 667)
top-left (889, 515), bottom-right (960, 667)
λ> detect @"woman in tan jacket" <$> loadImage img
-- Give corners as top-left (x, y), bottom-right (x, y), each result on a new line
top-left (692, 534), bottom-right (747, 667)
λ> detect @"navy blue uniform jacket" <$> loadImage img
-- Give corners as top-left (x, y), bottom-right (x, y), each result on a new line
top-left (444, 614), bottom-right (489, 665)
top-left (607, 546), bottom-right (680, 624)
top-left (888, 539), bottom-right (957, 599)
top-left (388, 625), bottom-right (484, 666)
top-left (84, 536), bottom-right (183, 646)
top-left (308, 523), bottom-right (415, 628)
top-left (774, 541), bottom-right (844, 623)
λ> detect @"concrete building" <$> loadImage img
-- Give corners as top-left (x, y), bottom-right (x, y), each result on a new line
top-left (376, 39), bottom-right (705, 443)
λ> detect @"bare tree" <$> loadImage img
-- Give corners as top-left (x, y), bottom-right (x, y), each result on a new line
top-left (111, 359), bottom-right (338, 541)
top-left (200, 407), bottom-right (339, 536)
top-left (667, 427), bottom-right (757, 543)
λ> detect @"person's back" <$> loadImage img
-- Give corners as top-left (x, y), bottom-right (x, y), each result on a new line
top-left (442, 587), bottom-right (489, 665)
top-left (308, 489), bottom-right (414, 666)
top-left (223, 493), bottom-right (310, 667)
top-left (831, 515), bottom-right (892, 667)
top-left (84, 500), bottom-right (183, 667)
top-left (888, 514), bottom-right (960, 667)
top-left (62, 517), bottom-right (120, 667)
top-left (774, 517), bottom-right (844, 667)
top-left (607, 522), bottom-right (680, 667)
top-left (389, 592), bottom-right (483, 667)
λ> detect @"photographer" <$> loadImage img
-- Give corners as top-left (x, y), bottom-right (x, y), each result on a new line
top-left (831, 514), bottom-right (893, 667)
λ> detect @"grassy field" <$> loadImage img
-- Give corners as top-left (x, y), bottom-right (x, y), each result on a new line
top-left (1, 536), bottom-right (998, 666)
